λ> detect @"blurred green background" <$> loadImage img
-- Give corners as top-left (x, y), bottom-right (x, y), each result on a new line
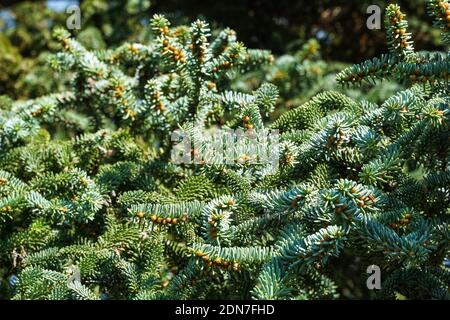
top-left (0, 0), bottom-right (446, 100)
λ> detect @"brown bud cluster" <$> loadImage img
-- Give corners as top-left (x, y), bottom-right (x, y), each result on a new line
top-left (389, 212), bottom-right (413, 229)
top-left (1, 205), bottom-right (12, 213)
top-left (195, 251), bottom-right (240, 270)
top-left (162, 39), bottom-right (186, 63)
top-left (438, 1), bottom-right (450, 28)
top-left (242, 114), bottom-right (254, 130)
top-left (140, 213), bottom-right (189, 226)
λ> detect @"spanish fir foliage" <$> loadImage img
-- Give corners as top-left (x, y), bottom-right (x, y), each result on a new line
top-left (0, 4), bottom-right (449, 300)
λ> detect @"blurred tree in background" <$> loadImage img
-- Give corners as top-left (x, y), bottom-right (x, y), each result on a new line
top-left (0, 0), bottom-right (154, 99)
top-left (0, 2), bottom-right (65, 98)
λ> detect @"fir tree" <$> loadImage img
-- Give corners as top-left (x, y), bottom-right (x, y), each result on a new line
top-left (0, 3), bottom-right (449, 300)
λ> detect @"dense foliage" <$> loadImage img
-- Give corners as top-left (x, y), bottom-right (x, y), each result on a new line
top-left (0, 1), bottom-right (448, 300)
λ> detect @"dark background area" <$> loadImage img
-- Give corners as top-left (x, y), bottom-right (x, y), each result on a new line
top-left (0, 0), bottom-right (445, 62)
top-left (150, 0), bottom-right (442, 61)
